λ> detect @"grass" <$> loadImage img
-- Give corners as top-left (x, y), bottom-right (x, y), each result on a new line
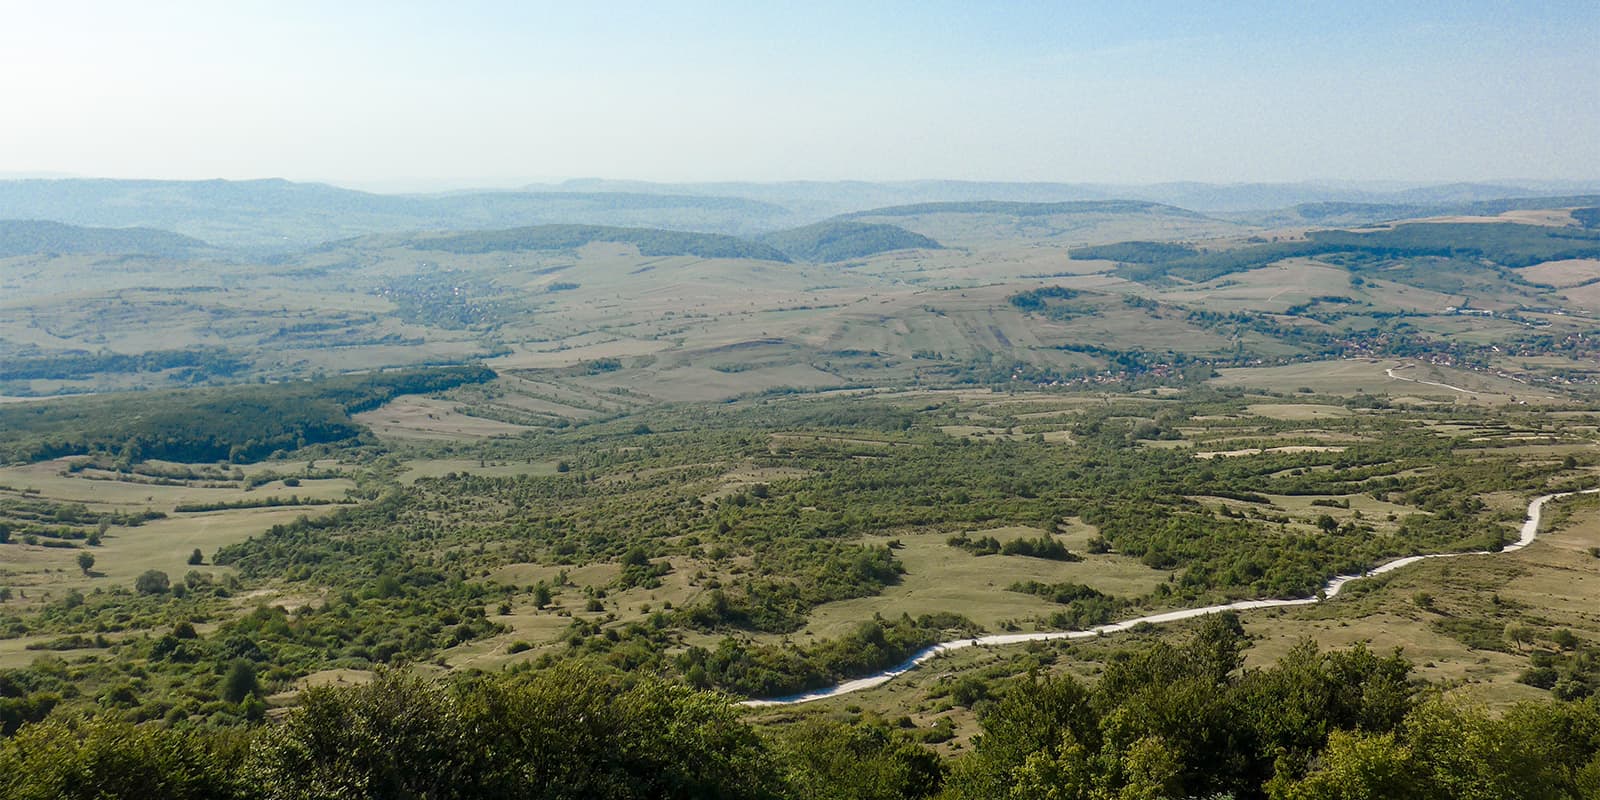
top-left (792, 526), bottom-right (1169, 642)
top-left (1241, 492), bottom-right (1600, 707)
top-left (741, 486), bottom-right (1600, 725)
top-left (1213, 358), bottom-right (1554, 403)
top-left (353, 396), bottom-right (538, 440)
top-left (0, 456), bottom-right (355, 608)
top-left (3, 506), bottom-right (342, 604)
top-left (0, 459), bottom-right (352, 507)
top-left (1516, 258), bottom-right (1600, 287)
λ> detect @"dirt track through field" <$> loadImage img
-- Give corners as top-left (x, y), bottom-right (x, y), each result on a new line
top-left (1385, 365), bottom-right (1479, 395)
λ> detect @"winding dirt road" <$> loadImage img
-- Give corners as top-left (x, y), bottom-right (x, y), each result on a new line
top-left (741, 488), bottom-right (1595, 706)
top-left (1385, 365), bottom-right (1480, 395)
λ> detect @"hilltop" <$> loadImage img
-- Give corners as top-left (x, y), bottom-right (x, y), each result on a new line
top-left (0, 179), bottom-right (796, 250)
top-left (5, 177), bottom-right (1599, 254)
top-left (0, 219), bottom-right (211, 258)
top-left (407, 224), bottom-right (793, 262)
top-left (759, 220), bottom-right (941, 262)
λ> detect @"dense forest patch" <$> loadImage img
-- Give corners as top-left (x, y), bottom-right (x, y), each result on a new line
top-left (0, 219), bottom-right (209, 258)
top-left (4, 622), bottom-right (1600, 799)
top-left (1114, 222), bottom-right (1600, 284)
top-left (411, 224), bottom-right (792, 261)
top-left (0, 366), bottom-right (494, 464)
top-left (843, 199), bottom-right (1207, 219)
top-left (759, 221), bottom-right (941, 262)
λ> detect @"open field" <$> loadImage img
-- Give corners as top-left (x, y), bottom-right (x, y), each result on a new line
top-left (1211, 358), bottom-right (1559, 403)
top-left (1241, 491), bottom-right (1600, 704)
top-left (0, 454), bottom-right (359, 613)
top-left (2, 506), bottom-right (339, 598)
top-left (793, 526), bottom-right (1169, 642)
top-left (353, 395), bottom-right (538, 440)
top-left (1518, 258), bottom-right (1600, 287)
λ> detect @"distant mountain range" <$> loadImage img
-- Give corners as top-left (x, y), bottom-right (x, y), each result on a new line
top-left (0, 177), bottom-right (1596, 253)
top-left (329, 220), bottom-right (942, 264)
top-left (0, 179), bottom-right (794, 251)
top-left (536, 178), bottom-right (1600, 216)
top-left (1254, 195), bottom-right (1600, 227)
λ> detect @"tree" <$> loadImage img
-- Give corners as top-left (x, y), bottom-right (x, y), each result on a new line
top-left (944, 672), bottom-right (1098, 799)
top-left (1270, 730), bottom-right (1417, 800)
top-left (221, 659), bottom-right (259, 703)
top-left (135, 569), bottom-right (170, 595)
top-left (1505, 622), bottom-right (1533, 651)
top-left (188, 548), bottom-right (204, 565)
top-left (76, 551), bottom-right (95, 575)
top-left (532, 583), bottom-right (552, 609)
top-left (0, 716), bottom-right (239, 800)
top-left (245, 666), bottom-right (783, 800)
top-left (778, 719), bottom-right (943, 800)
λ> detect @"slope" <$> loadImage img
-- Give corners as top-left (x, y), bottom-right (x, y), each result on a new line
top-left (0, 220), bottom-right (211, 258)
top-left (759, 221), bottom-right (941, 262)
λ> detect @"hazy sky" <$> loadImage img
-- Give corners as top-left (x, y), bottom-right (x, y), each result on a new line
top-left (2, 1), bottom-right (1596, 188)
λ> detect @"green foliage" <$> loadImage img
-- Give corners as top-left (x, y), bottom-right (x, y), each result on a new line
top-left (679, 614), bottom-right (971, 698)
top-left (1115, 221), bottom-right (1600, 284)
top-left (220, 660), bottom-right (259, 704)
top-left (245, 666), bottom-right (782, 800)
top-left (1009, 581), bottom-right (1121, 629)
top-left (134, 570), bottom-right (170, 595)
top-left (1071, 240), bottom-right (1198, 263)
top-left (418, 223), bottom-right (792, 262)
top-left (1270, 698), bottom-right (1600, 800)
top-left (1520, 638), bottom-right (1600, 700)
top-left (0, 636), bottom-right (1595, 799)
top-left (945, 621), bottom-right (1420, 800)
top-left (0, 365), bottom-right (494, 464)
top-left (0, 392), bottom-right (1586, 733)
top-left (759, 221), bottom-right (940, 262)
top-left (0, 219), bottom-right (208, 258)
top-left (775, 718), bottom-right (943, 799)
top-left (843, 199), bottom-right (1202, 219)
top-left (0, 347), bottom-right (247, 382)
top-left (0, 716), bottom-right (246, 800)
top-left (1008, 286), bottom-right (1081, 310)
top-left (947, 533), bottom-right (1080, 561)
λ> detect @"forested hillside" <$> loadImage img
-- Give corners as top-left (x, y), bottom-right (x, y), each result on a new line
top-left (843, 199), bottom-right (1208, 220)
top-left (1112, 222), bottom-right (1600, 283)
top-left (0, 220), bottom-right (209, 258)
top-left (3, 620), bottom-right (1597, 799)
top-left (760, 220), bottom-right (942, 262)
top-left (0, 366), bottom-right (493, 463)
top-left (412, 224), bottom-right (792, 261)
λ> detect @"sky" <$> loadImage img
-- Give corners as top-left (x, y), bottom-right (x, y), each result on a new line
top-left (1, 1), bottom-right (1596, 189)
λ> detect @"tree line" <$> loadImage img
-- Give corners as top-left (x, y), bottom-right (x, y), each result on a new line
top-left (4, 618), bottom-right (1598, 799)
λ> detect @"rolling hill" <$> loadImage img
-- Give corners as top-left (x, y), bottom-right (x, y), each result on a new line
top-left (759, 221), bottom-right (941, 262)
top-left (1108, 221), bottom-right (1600, 284)
top-left (0, 179), bottom-right (798, 250)
top-left (409, 224), bottom-right (792, 261)
top-left (0, 219), bottom-right (211, 258)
